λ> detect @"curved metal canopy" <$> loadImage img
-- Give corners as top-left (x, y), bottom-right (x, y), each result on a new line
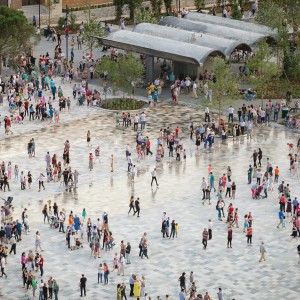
top-left (159, 16), bottom-right (266, 47)
top-left (133, 23), bottom-right (251, 57)
top-left (98, 30), bottom-right (225, 66)
top-left (185, 12), bottom-right (275, 36)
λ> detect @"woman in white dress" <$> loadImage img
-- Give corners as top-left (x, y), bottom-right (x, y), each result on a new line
top-left (70, 232), bottom-right (76, 250)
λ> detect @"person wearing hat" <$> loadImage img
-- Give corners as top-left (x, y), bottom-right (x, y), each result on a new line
top-left (9, 234), bottom-right (17, 254)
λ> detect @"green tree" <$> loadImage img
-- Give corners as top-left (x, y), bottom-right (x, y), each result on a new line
top-left (125, 0), bottom-right (143, 20)
top-left (135, 7), bottom-right (159, 24)
top-left (247, 39), bottom-right (280, 106)
top-left (164, 0), bottom-right (172, 15)
top-left (256, 0), bottom-right (300, 80)
top-left (150, 0), bottom-right (162, 18)
top-left (0, 7), bottom-right (36, 75)
top-left (231, 3), bottom-right (242, 20)
top-left (96, 53), bottom-right (144, 96)
top-left (82, 18), bottom-right (105, 55)
top-left (208, 57), bottom-right (239, 121)
top-left (194, 0), bottom-right (205, 11)
top-left (113, 0), bottom-right (125, 21)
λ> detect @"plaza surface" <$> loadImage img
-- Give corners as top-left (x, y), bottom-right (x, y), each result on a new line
top-left (1, 87), bottom-right (300, 300)
top-left (0, 35), bottom-right (300, 300)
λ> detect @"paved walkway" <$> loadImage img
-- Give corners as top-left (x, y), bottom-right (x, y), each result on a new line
top-left (1, 34), bottom-right (300, 300)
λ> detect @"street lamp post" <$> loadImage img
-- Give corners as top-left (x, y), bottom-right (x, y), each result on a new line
top-left (65, 5), bottom-right (69, 62)
top-left (38, 0), bottom-right (41, 29)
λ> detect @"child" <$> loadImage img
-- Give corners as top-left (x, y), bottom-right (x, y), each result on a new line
top-left (204, 186), bottom-right (211, 205)
top-left (175, 223), bottom-right (179, 238)
top-left (95, 146), bottom-right (100, 162)
top-left (183, 149), bottom-right (186, 161)
top-left (82, 208), bottom-right (87, 221)
top-left (243, 214), bottom-right (248, 233)
top-left (208, 164), bottom-right (213, 177)
top-left (287, 143), bottom-right (294, 153)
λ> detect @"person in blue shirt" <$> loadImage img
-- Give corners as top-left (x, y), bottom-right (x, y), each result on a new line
top-left (49, 108), bottom-right (54, 122)
top-left (153, 90), bottom-right (158, 103)
top-left (179, 288), bottom-right (185, 300)
top-left (277, 209), bottom-right (285, 229)
top-left (71, 48), bottom-right (74, 62)
top-left (51, 85), bottom-right (57, 100)
top-left (209, 172), bottom-right (216, 192)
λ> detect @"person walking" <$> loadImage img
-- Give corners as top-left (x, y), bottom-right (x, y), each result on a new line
top-left (53, 279), bottom-right (59, 300)
top-left (125, 242), bottom-right (131, 264)
top-left (129, 274), bottom-right (135, 296)
top-left (247, 121), bottom-right (253, 140)
top-left (208, 219), bottom-right (213, 240)
top-left (0, 255), bottom-right (7, 278)
top-left (37, 173), bottom-right (45, 192)
top-left (151, 168), bottom-right (159, 187)
top-left (202, 228), bottom-right (208, 250)
top-left (80, 274), bottom-right (87, 297)
top-left (247, 226), bottom-right (253, 246)
top-left (88, 153), bottom-right (94, 171)
top-left (227, 226), bottom-right (233, 248)
top-left (9, 234), bottom-right (17, 254)
top-left (87, 130), bottom-right (92, 147)
top-left (259, 242), bottom-right (267, 262)
top-left (128, 196), bottom-right (136, 215)
top-left (201, 177), bottom-right (207, 200)
top-left (35, 231), bottom-right (44, 252)
top-left (133, 198), bottom-right (140, 217)
top-left (217, 288), bottom-right (224, 300)
top-left (247, 165), bottom-right (253, 184)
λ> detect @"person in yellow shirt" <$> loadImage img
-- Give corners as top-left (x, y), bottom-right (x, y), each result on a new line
top-left (175, 223), bottom-right (179, 238)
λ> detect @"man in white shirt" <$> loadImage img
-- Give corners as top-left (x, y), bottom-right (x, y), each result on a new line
top-left (247, 121), bottom-right (253, 139)
top-left (127, 154), bottom-right (132, 172)
top-left (192, 82), bottom-right (198, 99)
top-left (151, 168), bottom-right (158, 186)
top-left (225, 180), bottom-right (232, 197)
top-left (133, 114), bottom-right (139, 131)
top-left (185, 78), bottom-right (191, 95)
top-left (161, 212), bottom-right (168, 223)
top-left (205, 107), bottom-right (210, 122)
top-left (260, 109), bottom-right (266, 124)
top-left (140, 112), bottom-right (146, 130)
top-left (228, 106), bottom-right (234, 123)
top-left (126, 144), bottom-right (130, 159)
top-left (263, 179), bottom-right (269, 198)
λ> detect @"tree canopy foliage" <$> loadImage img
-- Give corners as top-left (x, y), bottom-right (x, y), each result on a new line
top-left (96, 54), bottom-right (145, 95)
top-left (256, 0), bottom-right (300, 79)
top-left (0, 6), bottom-right (36, 74)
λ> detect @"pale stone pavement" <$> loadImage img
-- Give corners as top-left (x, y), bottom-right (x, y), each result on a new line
top-left (0, 79), bottom-right (300, 299)
top-left (0, 29), bottom-right (300, 300)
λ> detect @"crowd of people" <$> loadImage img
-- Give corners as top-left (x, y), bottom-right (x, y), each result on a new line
top-left (1, 10), bottom-right (300, 300)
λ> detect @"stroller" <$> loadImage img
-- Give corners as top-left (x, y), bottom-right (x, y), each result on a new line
top-left (254, 185), bottom-right (263, 199)
top-left (49, 216), bottom-right (59, 229)
top-left (1, 196), bottom-right (13, 206)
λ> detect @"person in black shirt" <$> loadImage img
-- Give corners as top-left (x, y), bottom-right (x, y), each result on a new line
top-left (3, 173), bottom-right (10, 192)
top-left (80, 274), bottom-right (87, 297)
top-left (133, 198), bottom-right (140, 217)
top-left (178, 272), bottom-right (186, 294)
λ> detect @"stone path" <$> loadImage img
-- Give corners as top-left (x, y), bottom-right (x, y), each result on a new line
top-left (1, 27), bottom-right (300, 300)
top-left (1, 88), bottom-right (300, 299)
